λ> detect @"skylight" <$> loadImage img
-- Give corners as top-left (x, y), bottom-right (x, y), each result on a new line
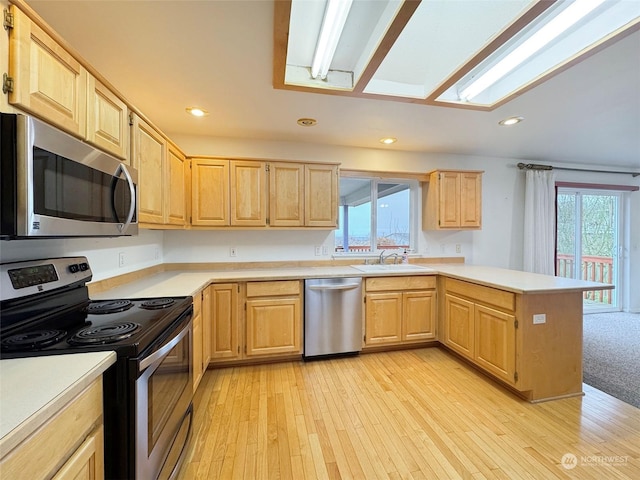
top-left (276, 0), bottom-right (640, 110)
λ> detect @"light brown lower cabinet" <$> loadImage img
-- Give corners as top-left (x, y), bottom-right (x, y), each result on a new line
top-left (443, 288), bottom-right (515, 385)
top-left (245, 281), bottom-right (302, 357)
top-left (0, 378), bottom-right (104, 480)
top-left (364, 276), bottom-right (437, 347)
top-left (441, 277), bottom-right (583, 402)
top-left (192, 293), bottom-right (203, 393)
top-left (206, 281), bottom-right (302, 367)
top-left (210, 283), bottom-right (240, 362)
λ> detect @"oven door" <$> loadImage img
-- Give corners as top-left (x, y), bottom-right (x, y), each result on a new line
top-left (135, 312), bottom-right (193, 480)
top-left (15, 114), bottom-right (138, 237)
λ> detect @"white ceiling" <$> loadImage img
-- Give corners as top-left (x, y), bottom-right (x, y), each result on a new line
top-left (25, 0), bottom-right (640, 170)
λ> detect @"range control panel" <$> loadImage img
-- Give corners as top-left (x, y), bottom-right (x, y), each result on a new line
top-left (0, 257), bottom-right (92, 301)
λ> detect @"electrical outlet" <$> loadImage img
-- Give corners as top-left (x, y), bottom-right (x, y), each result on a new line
top-left (154, 247), bottom-right (160, 260)
top-left (314, 246), bottom-right (321, 256)
top-left (322, 246), bottom-right (328, 255)
top-left (118, 252), bottom-right (126, 268)
top-left (230, 247), bottom-right (237, 257)
top-left (456, 244), bottom-right (461, 253)
top-left (533, 314), bottom-right (546, 324)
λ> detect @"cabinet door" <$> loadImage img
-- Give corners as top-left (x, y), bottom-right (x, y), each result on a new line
top-left (474, 304), bottom-right (516, 384)
top-left (305, 164), bottom-right (338, 227)
top-left (202, 286), bottom-right (211, 366)
top-left (191, 159), bottom-right (230, 226)
top-left (444, 293), bottom-right (474, 359)
top-left (166, 146), bottom-right (188, 226)
top-left (230, 160), bottom-right (267, 226)
top-left (51, 425), bottom-right (104, 480)
top-left (132, 115), bottom-right (166, 224)
top-left (269, 163), bottom-right (304, 226)
top-left (460, 172), bottom-right (482, 228)
top-left (438, 172), bottom-right (461, 228)
top-left (246, 297), bottom-right (301, 356)
top-left (403, 290), bottom-right (436, 342)
top-left (86, 74), bottom-right (129, 161)
top-left (8, 6), bottom-right (87, 136)
top-left (211, 283), bottom-right (240, 361)
top-left (365, 292), bottom-right (403, 345)
top-left (193, 311), bottom-right (203, 393)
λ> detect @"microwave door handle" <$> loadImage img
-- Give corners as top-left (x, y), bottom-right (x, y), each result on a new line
top-left (115, 163), bottom-right (136, 233)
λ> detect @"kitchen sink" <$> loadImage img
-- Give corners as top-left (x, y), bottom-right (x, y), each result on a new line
top-left (350, 264), bottom-right (435, 273)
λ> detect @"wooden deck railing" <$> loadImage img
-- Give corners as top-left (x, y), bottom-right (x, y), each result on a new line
top-left (336, 245), bottom-right (409, 253)
top-left (556, 254), bottom-right (613, 304)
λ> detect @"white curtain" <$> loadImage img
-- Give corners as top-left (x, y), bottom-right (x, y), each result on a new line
top-left (523, 169), bottom-right (557, 274)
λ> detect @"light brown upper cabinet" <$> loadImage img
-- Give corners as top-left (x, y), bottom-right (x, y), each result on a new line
top-left (191, 159), bottom-right (230, 226)
top-left (305, 164), bottom-right (339, 227)
top-left (166, 145), bottom-right (188, 226)
top-left (230, 160), bottom-right (268, 226)
top-left (86, 75), bottom-right (129, 162)
top-left (189, 158), bottom-right (338, 229)
top-left (7, 6), bottom-right (129, 162)
top-left (7, 6), bottom-right (87, 136)
top-left (269, 163), bottom-right (305, 226)
top-left (423, 170), bottom-right (483, 230)
top-left (270, 162), bottom-right (339, 227)
top-left (131, 114), bottom-right (166, 225)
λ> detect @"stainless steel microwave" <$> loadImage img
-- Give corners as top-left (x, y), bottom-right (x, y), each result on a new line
top-left (1, 113), bottom-right (138, 239)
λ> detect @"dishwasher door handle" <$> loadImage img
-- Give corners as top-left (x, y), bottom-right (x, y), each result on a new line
top-left (307, 283), bottom-right (362, 291)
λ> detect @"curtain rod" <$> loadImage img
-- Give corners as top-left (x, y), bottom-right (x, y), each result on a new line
top-left (517, 162), bottom-right (640, 178)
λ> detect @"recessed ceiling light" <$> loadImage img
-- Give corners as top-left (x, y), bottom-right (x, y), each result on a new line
top-left (186, 107), bottom-right (209, 117)
top-left (297, 117), bottom-right (317, 127)
top-left (499, 116), bottom-right (524, 126)
top-left (379, 137), bottom-right (397, 145)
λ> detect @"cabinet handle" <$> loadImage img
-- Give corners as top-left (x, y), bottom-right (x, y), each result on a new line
top-left (307, 283), bottom-right (361, 291)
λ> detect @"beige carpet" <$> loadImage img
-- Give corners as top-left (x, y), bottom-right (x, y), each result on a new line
top-left (583, 311), bottom-right (640, 408)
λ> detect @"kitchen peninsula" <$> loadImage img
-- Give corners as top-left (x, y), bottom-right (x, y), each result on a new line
top-left (90, 262), bottom-right (610, 403)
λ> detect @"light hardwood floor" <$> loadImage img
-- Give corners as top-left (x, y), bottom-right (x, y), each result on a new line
top-left (179, 348), bottom-right (640, 479)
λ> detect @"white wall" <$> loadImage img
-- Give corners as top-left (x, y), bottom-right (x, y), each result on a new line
top-left (1, 128), bottom-right (636, 310)
top-left (168, 134), bottom-right (526, 269)
top-left (0, 230), bottom-right (164, 282)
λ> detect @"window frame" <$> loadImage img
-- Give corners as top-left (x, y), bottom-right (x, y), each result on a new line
top-left (335, 174), bottom-right (419, 255)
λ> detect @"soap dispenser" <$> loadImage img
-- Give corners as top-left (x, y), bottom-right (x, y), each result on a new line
top-left (401, 249), bottom-right (408, 264)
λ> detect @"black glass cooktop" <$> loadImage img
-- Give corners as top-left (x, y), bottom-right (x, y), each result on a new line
top-left (0, 297), bottom-right (192, 359)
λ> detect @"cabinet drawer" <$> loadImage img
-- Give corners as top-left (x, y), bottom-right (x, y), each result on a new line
top-left (246, 280), bottom-right (300, 297)
top-left (445, 278), bottom-right (515, 312)
top-left (365, 275), bottom-right (436, 292)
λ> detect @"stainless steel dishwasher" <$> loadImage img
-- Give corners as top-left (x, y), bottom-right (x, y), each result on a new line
top-left (304, 277), bottom-right (363, 358)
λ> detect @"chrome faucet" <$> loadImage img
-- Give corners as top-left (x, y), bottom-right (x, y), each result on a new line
top-left (379, 250), bottom-right (399, 265)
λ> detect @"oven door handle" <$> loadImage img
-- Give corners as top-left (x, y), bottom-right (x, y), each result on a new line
top-left (139, 321), bottom-right (190, 372)
top-left (115, 163), bottom-right (136, 233)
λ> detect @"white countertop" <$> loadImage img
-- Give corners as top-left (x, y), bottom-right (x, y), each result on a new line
top-left (433, 264), bottom-right (610, 294)
top-left (91, 263), bottom-right (611, 299)
top-left (0, 351), bottom-right (116, 456)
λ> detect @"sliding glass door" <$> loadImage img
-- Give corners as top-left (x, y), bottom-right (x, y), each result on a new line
top-left (556, 188), bottom-right (622, 311)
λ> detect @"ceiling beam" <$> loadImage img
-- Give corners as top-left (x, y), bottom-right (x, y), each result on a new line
top-left (352, 0), bottom-right (422, 93)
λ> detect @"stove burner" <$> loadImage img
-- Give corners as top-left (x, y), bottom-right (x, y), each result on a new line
top-left (1, 330), bottom-right (67, 350)
top-left (68, 322), bottom-right (140, 345)
top-left (140, 298), bottom-right (176, 310)
top-left (87, 300), bottom-right (134, 314)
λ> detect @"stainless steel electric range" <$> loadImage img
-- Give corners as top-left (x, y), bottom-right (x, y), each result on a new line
top-left (0, 257), bottom-right (194, 480)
